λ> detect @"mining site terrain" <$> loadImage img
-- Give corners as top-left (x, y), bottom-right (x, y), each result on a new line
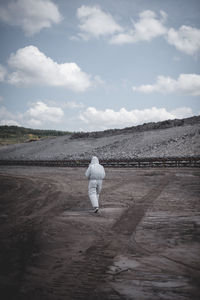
top-left (0, 116), bottom-right (200, 299)
top-left (0, 116), bottom-right (199, 160)
top-left (0, 166), bottom-right (200, 300)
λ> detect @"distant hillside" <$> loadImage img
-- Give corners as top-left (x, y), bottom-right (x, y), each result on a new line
top-left (70, 115), bottom-right (200, 139)
top-left (0, 116), bottom-right (199, 160)
top-left (0, 125), bottom-right (71, 146)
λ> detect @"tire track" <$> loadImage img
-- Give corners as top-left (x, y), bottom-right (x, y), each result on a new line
top-left (112, 174), bottom-right (171, 235)
top-left (47, 175), bottom-right (171, 300)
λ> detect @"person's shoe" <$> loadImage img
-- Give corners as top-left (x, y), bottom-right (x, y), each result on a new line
top-left (94, 207), bottom-right (99, 213)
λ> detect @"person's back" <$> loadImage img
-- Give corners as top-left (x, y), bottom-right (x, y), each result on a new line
top-left (85, 156), bottom-right (105, 213)
top-left (86, 158), bottom-right (105, 180)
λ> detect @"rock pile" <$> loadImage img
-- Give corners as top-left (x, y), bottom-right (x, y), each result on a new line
top-left (0, 116), bottom-right (199, 160)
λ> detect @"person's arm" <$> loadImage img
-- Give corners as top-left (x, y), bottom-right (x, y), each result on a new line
top-left (101, 166), bottom-right (106, 179)
top-left (103, 167), bottom-right (105, 179)
top-left (85, 166), bottom-right (91, 179)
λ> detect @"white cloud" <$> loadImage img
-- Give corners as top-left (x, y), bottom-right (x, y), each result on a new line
top-left (170, 107), bottom-right (194, 119)
top-left (0, 119), bottom-right (20, 126)
top-left (110, 10), bottom-right (167, 44)
top-left (0, 0), bottom-right (62, 36)
top-left (26, 118), bottom-right (43, 127)
top-left (0, 106), bottom-right (21, 126)
top-left (166, 25), bottom-right (200, 55)
top-left (111, 19), bottom-right (200, 55)
top-left (76, 5), bottom-right (123, 40)
top-left (94, 75), bottom-right (105, 86)
top-left (61, 101), bottom-right (84, 109)
top-left (26, 101), bottom-right (64, 126)
top-left (79, 106), bottom-right (194, 130)
top-left (74, 6), bottom-right (200, 56)
top-left (132, 74), bottom-right (200, 96)
top-left (0, 101), bottom-right (66, 129)
top-left (0, 64), bottom-right (7, 82)
top-left (7, 45), bottom-right (92, 92)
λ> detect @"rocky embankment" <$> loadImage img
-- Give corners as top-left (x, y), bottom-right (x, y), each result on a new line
top-left (0, 116), bottom-right (199, 160)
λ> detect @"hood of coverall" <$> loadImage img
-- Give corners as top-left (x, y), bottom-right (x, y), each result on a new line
top-left (91, 156), bottom-right (99, 165)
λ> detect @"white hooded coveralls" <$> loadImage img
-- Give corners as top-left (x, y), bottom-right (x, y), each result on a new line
top-left (85, 156), bottom-right (105, 208)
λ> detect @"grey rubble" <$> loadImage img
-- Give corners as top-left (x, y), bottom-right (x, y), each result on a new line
top-left (0, 116), bottom-right (200, 160)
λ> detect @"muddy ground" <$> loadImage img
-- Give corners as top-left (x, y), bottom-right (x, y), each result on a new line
top-left (0, 166), bottom-right (200, 300)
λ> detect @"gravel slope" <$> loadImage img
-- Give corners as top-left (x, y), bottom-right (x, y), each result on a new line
top-left (0, 117), bottom-right (199, 160)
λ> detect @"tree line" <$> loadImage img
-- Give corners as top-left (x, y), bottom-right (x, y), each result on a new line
top-left (0, 125), bottom-right (71, 139)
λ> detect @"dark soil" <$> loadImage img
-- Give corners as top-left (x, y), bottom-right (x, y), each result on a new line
top-left (0, 166), bottom-right (200, 299)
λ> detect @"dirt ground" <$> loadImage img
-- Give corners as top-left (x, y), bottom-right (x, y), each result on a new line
top-left (0, 166), bottom-right (200, 300)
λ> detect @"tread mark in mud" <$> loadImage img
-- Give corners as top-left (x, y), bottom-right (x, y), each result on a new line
top-left (112, 175), bottom-right (171, 235)
top-left (49, 176), bottom-right (171, 300)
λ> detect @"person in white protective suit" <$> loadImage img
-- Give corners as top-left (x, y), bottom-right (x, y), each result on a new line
top-left (85, 156), bottom-right (105, 213)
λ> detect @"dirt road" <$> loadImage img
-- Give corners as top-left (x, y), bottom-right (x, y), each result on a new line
top-left (0, 166), bottom-right (200, 299)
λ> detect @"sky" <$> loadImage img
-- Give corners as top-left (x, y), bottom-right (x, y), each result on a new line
top-left (0, 0), bottom-right (200, 132)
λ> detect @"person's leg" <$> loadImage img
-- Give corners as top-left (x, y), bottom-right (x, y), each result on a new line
top-left (89, 193), bottom-right (99, 208)
top-left (96, 180), bottom-right (102, 203)
top-left (88, 180), bottom-right (99, 211)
